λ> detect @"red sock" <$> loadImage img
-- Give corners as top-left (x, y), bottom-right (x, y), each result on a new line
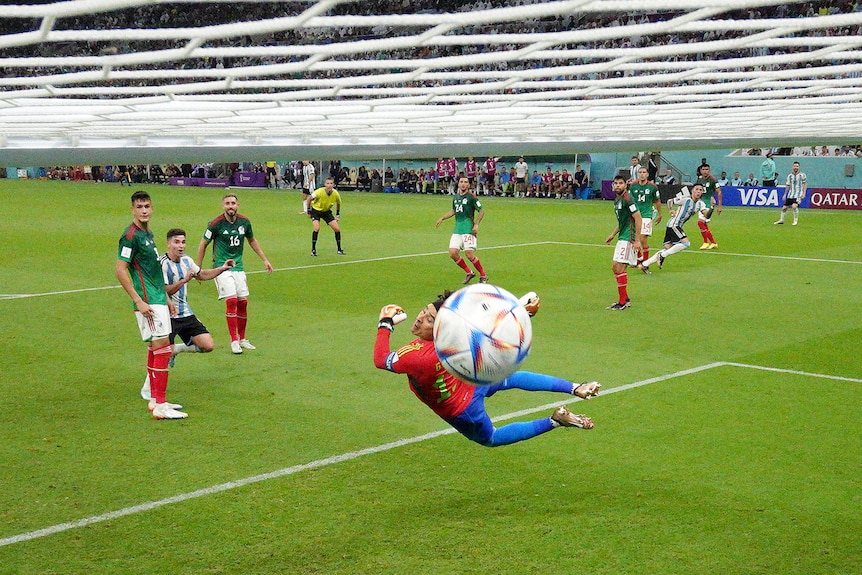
top-left (236, 298), bottom-right (248, 340)
top-left (471, 257), bottom-right (486, 276)
top-left (706, 231), bottom-right (716, 244)
top-left (698, 220), bottom-right (710, 242)
top-left (615, 272), bottom-right (628, 304)
top-left (454, 257), bottom-right (472, 273)
top-left (148, 343), bottom-right (172, 404)
top-left (225, 297), bottom-right (239, 341)
top-left (641, 247), bottom-right (649, 263)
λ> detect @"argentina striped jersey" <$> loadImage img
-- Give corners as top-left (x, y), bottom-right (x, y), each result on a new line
top-left (667, 197), bottom-right (701, 229)
top-left (785, 172), bottom-right (807, 199)
top-left (160, 254), bottom-right (200, 318)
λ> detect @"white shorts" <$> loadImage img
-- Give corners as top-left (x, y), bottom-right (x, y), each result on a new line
top-left (449, 233), bottom-right (477, 252)
top-left (613, 240), bottom-right (638, 266)
top-left (134, 304), bottom-right (172, 341)
top-left (214, 269), bottom-right (249, 300)
top-left (639, 218), bottom-right (653, 237)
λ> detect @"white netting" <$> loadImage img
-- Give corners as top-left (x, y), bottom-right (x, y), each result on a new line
top-left (1, 0), bottom-right (861, 160)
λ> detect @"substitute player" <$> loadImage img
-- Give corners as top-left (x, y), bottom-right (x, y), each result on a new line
top-left (115, 191), bottom-right (186, 420)
top-left (435, 176), bottom-right (488, 284)
top-left (306, 176), bottom-right (345, 256)
top-left (196, 193), bottom-right (273, 355)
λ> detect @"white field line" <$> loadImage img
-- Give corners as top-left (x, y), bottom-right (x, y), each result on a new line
top-left (545, 241), bottom-right (862, 265)
top-left (2, 241), bottom-right (859, 300)
top-left (2, 361), bottom-right (857, 548)
top-left (0, 242), bottom-right (550, 301)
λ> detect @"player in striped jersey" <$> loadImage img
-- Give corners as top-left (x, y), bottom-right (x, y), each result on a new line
top-left (141, 229), bottom-right (235, 406)
top-left (639, 184), bottom-right (707, 273)
top-left (775, 161), bottom-right (807, 226)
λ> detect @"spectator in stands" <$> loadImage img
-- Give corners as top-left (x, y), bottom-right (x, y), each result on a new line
top-left (730, 172), bottom-right (743, 186)
top-left (744, 173), bottom-right (758, 186)
top-left (717, 171), bottom-right (730, 186)
top-left (659, 168), bottom-right (676, 185)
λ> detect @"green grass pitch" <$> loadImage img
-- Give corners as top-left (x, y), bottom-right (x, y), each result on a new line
top-left (1, 179), bottom-right (860, 574)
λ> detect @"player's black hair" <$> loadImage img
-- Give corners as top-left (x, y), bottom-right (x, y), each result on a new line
top-left (432, 290), bottom-right (454, 311)
top-left (166, 228), bottom-right (186, 239)
top-left (130, 190), bottom-right (150, 204)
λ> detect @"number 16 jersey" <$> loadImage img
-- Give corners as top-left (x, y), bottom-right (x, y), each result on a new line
top-left (202, 213), bottom-right (255, 271)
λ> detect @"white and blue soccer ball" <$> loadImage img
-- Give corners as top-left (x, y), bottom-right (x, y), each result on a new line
top-left (433, 284), bottom-right (532, 385)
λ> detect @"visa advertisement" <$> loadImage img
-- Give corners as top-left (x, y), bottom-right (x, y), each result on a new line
top-left (721, 186), bottom-right (862, 210)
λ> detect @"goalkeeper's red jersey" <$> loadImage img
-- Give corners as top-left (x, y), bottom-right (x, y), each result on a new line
top-left (374, 328), bottom-right (475, 419)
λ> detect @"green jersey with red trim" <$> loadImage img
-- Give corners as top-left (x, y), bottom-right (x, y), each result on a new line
top-left (629, 183), bottom-right (660, 218)
top-left (451, 193), bottom-right (482, 234)
top-left (117, 223), bottom-right (168, 308)
top-left (613, 192), bottom-right (638, 241)
top-left (202, 214), bottom-right (254, 270)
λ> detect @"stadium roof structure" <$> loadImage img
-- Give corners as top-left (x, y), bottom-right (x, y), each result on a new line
top-left (1, 0), bottom-right (862, 165)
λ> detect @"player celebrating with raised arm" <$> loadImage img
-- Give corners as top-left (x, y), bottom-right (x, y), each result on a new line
top-left (115, 191), bottom-right (185, 420)
top-left (306, 176), bottom-right (345, 256)
top-left (436, 176), bottom-right (488, 285)
top-left (196, 193), bottom-right (273, 355)
top-left (605, 175), bottom-right (643, 310)
top-left (373, 292), bottom-right (600, 447)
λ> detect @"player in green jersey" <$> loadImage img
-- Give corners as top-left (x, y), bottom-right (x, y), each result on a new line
top-left (196, 193), bottom-right (273, 355)
top-left (435, 176), bottom-right (488, 284)
top-left (306, 177), bottom-right (345, 255)
top-left (115, 191), bottom-right (186, 420)
top-left (604, 176), bottom-right (643, 310)
top-left (695, 164), bottom-right (721, 249)
top-left (628, 166), bottom-right (662, 266)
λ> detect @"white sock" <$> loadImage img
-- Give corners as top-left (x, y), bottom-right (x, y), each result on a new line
top-left (664, 243), bottom-right (687, 257)
top-left (778, 210), bottom-right (785, 222)
top-left (793, 208), bottom-right (799, 222)
top-left (642, 251), bottom-right (661, 267)
top-left (172, 342), bottom-right (200, 355)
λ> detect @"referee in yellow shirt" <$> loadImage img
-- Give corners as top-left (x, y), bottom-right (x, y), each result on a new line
top-left (306, 177), bottom-right (345, 256)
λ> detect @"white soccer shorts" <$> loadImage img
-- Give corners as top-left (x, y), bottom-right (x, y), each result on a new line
top-left (214, 269), bottom-right (249, 300)
top-left (613, 240), bottom-right (638, 266)
top-left (639, 217), bottom-right (653, 237)
top-left (134, 304), bottom-right (172, 341)
top-left (449, 233), bottom-right (477, 252)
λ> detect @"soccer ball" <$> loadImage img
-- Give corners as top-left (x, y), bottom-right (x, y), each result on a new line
top-left (433, 284), bottom-right (532, 385)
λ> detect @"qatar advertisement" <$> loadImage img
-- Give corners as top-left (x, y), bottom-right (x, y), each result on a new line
top-left (718, 186), bottom-right (862, 210)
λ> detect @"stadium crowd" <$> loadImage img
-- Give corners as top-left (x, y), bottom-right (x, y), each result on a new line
top-left (2, 1), bottom-right (860, 92)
